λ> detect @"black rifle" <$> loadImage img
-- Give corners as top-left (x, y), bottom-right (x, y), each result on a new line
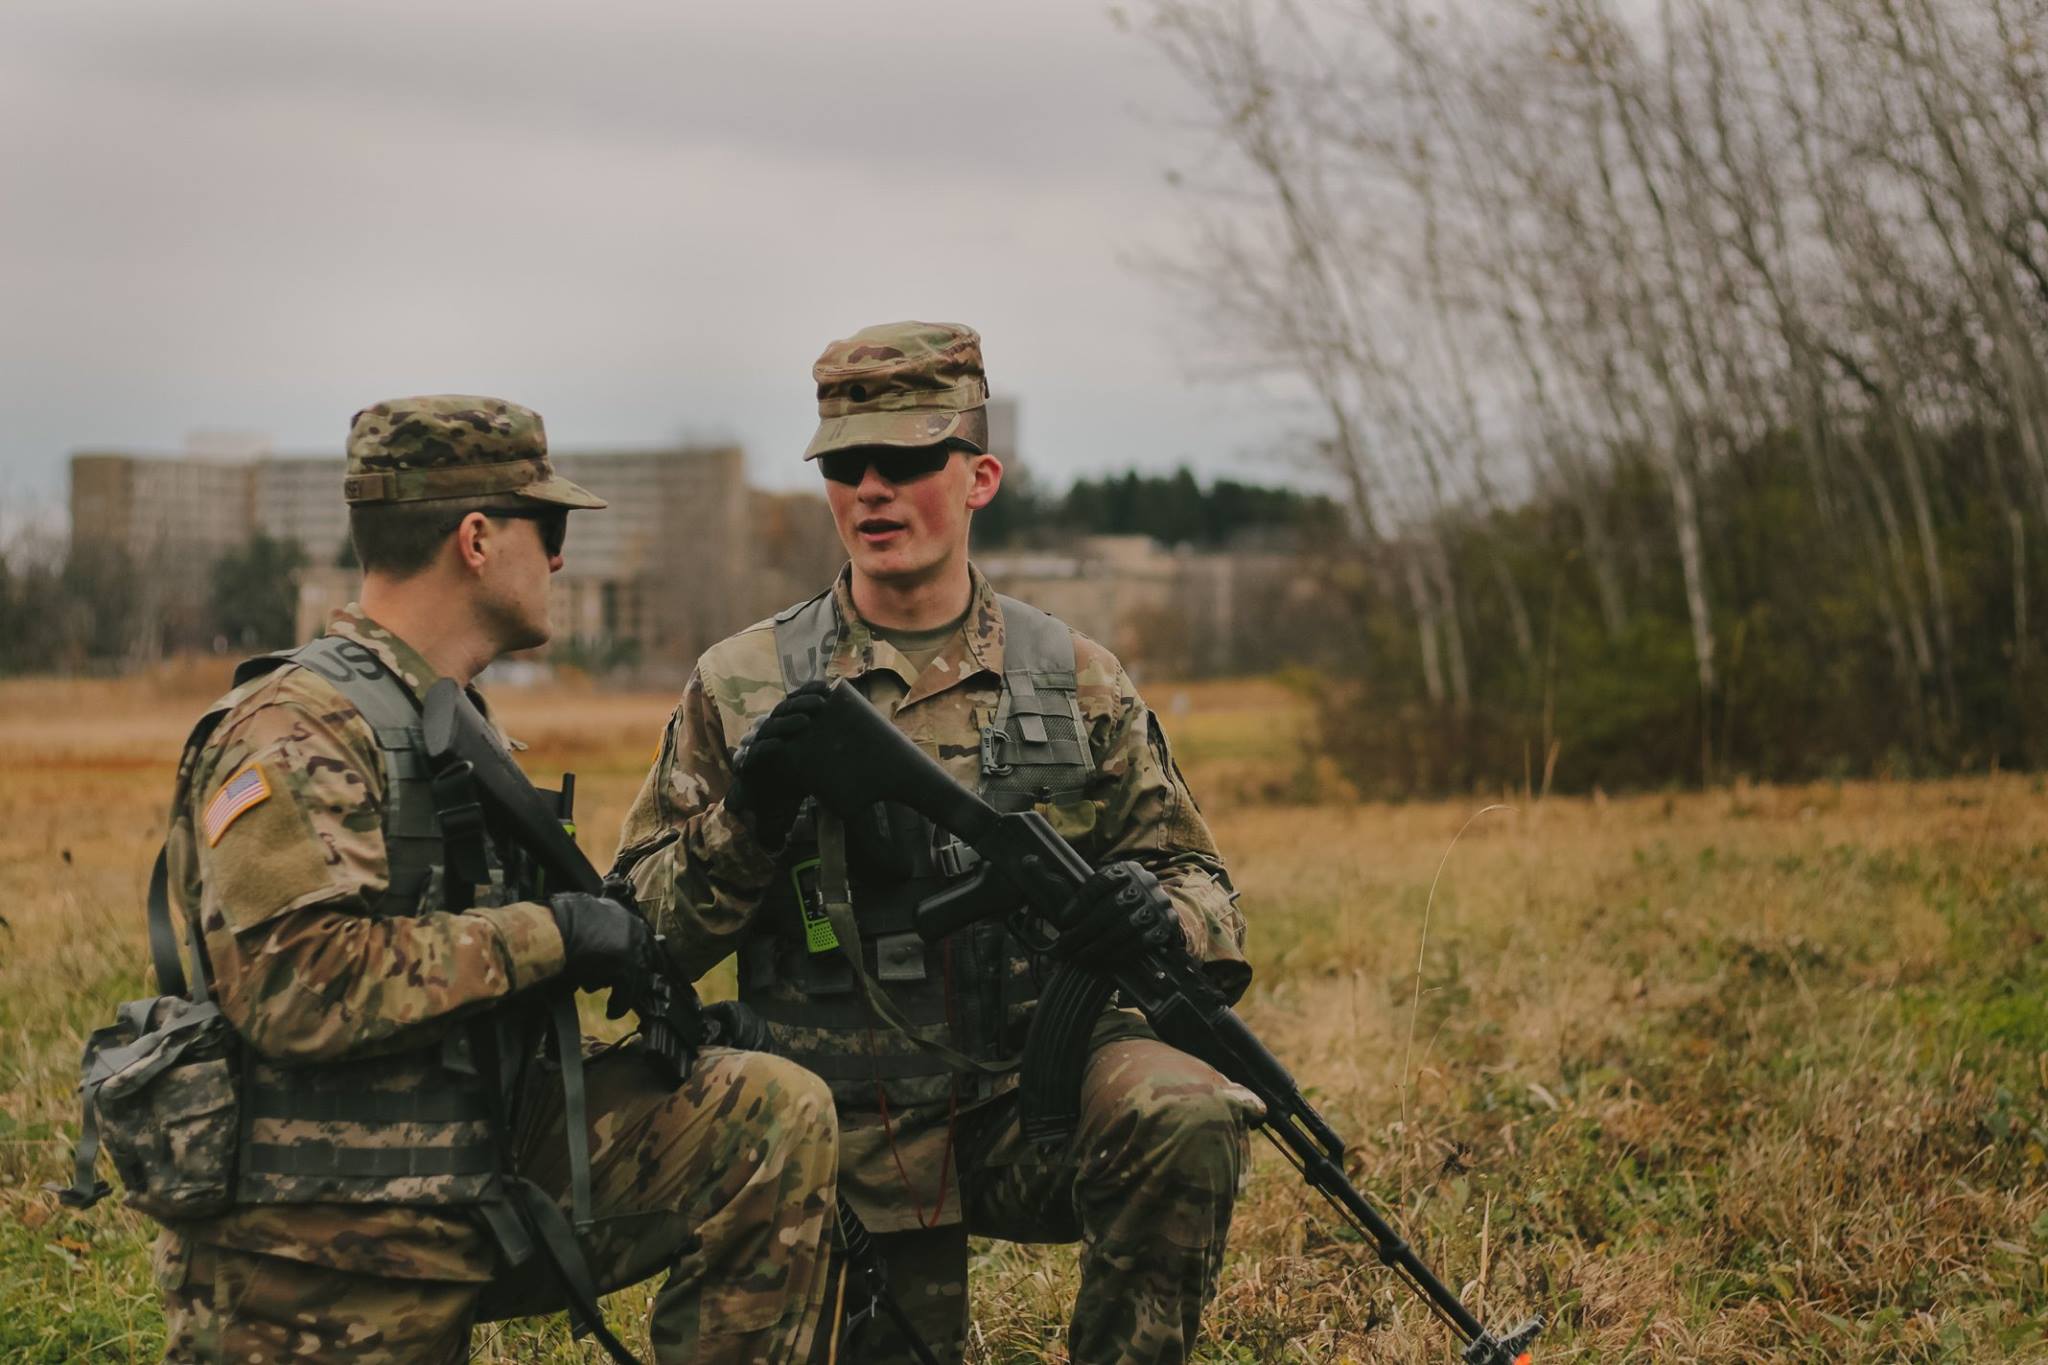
top-left (421, 680), bottom-right (659, 1365)
top-left (422, 679), bottom-right (939, 1365)
top-left (788, 680), bottom-right (1544, 1365)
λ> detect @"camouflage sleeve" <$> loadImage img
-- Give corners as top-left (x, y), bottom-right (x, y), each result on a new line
top-left (187, 681), bottom-right (566, 1061)
top-left (614, 668), bottom-right (780, 980)
top-left (1071, 638), bottom-right (1252, 1001)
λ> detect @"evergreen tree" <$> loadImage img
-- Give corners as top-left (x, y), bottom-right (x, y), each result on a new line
top-left (210, 533), bottom-right (308, 649)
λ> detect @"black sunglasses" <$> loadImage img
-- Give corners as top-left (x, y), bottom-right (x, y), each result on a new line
top-left (443, 506), bottom-right (569, 557)
top-left (817, 446), bottom-right (957, 487)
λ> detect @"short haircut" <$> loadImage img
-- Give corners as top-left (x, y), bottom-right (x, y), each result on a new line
top-left (347, 494), bottom-right (511, 579)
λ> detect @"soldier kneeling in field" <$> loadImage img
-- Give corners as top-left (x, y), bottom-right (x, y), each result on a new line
top-left (613, 323), bottom-right (1263, 1365)
top-left (60, 396), bottom-right (839, 1365)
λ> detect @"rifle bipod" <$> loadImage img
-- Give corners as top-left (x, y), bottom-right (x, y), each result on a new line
top-left (831, 1197), bottom-right (941, 1365)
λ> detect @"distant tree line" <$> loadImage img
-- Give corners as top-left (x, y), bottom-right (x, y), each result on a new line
top-left (1140, 0), bottom-right (2047, 791)
top-left (0, 532), bottom-right (305, 672)
top-left (0, 540), bottom-right (138, 670)
top-left (976, 464), bottom-right (1342, 548)
top-left (4, 468), bottom-right (1338, 675)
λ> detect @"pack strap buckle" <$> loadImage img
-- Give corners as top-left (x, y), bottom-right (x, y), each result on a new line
top-left (932, 835), bottom-right (982, 879)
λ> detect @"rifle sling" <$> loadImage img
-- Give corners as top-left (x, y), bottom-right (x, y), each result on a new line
top-left (506, 1175), bottom-right (646, 1365)
top-left (815, 811), bottom-right (1011, 1077)
top-left (552, 990), bottom-right (595, 1234)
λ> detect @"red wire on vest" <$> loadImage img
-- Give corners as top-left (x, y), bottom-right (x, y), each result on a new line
top-left (867, 936), bottom-right (962, 1230)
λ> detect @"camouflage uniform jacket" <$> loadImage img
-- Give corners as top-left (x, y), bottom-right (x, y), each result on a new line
top-left (617, 565), bottom-right (1249, 1232)
top-left (164, 607), bottom-right (564, 1280)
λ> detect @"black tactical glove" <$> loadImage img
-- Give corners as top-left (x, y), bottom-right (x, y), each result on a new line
top-left (1051, 861), bottom-right (1185, 969)
top-left (549, 892), bottom-right (661, 1007)
top-left (700, 999), bottom-right (774, 1052)
top-left (725, 680), bottom-right (832, 848)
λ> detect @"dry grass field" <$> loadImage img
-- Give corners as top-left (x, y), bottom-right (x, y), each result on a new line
top-left (2, 665), bottom-right (2044, 1362)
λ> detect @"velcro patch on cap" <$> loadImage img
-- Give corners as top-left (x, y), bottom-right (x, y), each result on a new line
top-left (203, 764), bottom-right (273, 846)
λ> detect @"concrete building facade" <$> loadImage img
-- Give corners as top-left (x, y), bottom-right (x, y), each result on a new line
top-left (73, 444), bottom-right (805, 672)
top-left (69, 452), bottom-right (261, 652)
top-left (979, 535), bottom-right (1333, 680)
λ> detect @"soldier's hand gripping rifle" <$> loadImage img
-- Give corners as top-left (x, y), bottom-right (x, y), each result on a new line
top-left (422, 681), bottom-right (941, 1365)
top-left (789, 681), bottom-right (1544, 1365)
top-left (420, 679), bottom-right (697, 1071)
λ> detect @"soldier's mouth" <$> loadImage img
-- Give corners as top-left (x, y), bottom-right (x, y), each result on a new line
top-left (856, 518), bottom-right (907, 538)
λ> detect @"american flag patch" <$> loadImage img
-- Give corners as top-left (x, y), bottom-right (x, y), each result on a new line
top-left (202, 765), bottom-right (272, 846)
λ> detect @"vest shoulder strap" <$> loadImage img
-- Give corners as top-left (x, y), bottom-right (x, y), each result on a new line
top-left (772, 589), bottom-right (838, 690)
top-left (986, 596), bottom-right (1090, 790)
top-left (275, 636), bottom-right (441, 913)
top-left (285, 635), bottom-right (424, 729)
top-left (992, 593), bottom-right (1077, 674)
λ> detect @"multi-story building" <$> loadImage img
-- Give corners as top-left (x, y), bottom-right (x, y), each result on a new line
top-left (68, 452), bottom-right (260, 652)
top-left (252, 457), bottom-right (352, 569)
top-left (71, 443), bottom-right (822, 673)
top-left (70, 452), bottom-right (255, 562)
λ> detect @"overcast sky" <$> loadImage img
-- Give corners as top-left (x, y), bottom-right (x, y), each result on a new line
top-left (0, 0), bottom-right (1318, 528)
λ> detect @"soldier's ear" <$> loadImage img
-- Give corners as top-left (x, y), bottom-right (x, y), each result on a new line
top-left (965, 453), bottom-right (1003, 511)
top-left (451, 512), bottom-right (493, 573)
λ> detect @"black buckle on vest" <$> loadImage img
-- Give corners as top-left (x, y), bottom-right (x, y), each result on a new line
top-left (430, 758), bottom-right (492, 888)
top-left (979, 726), bottom-right (1014, 777)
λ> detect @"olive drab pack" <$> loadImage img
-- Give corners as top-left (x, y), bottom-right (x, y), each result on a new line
top-left (737, 590), bottom-right (1093, 1114)
top-left (50, 849), bottom-right (239, 1221)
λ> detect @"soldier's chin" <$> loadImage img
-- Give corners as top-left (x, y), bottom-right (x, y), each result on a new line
top-left (854, 546), bottom-right (925, 581)
top-left (504, 617), bottom-right (552, 656)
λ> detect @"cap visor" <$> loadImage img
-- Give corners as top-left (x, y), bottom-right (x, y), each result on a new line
top-left (515, 473), bottom-right (607, 510)
top-left (804, 408), bottom-right (983, 460)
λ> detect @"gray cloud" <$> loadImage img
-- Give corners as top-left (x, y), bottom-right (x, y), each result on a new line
top-left (0, 0), bottom-right (1305, 526)
top-left (15, 2), bottom-right (1171, 187)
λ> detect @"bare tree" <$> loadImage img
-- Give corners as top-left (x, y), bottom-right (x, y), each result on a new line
top-left (1139, 0), bottom-right (2046, 780)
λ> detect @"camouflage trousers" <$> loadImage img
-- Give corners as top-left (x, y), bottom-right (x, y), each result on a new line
top-left (156, 1044), bottom-right (838, 1365)
top-left (831, 1034), bottom-right (1259, 1365)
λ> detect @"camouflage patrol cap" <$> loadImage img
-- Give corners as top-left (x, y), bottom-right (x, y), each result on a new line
top-left (343, 395), bottom-right (605, 508)
top-left (804, 321), bottom-right (991, 461)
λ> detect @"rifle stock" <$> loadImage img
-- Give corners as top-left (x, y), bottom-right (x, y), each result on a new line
top-left (798, 681), bottom-right (1543, 1365)
top-left (422, 680), bottom-right (605, 896)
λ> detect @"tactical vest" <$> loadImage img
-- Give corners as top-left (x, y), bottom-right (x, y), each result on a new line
top-left (737, 591), bottom-right (1094, 1113)
top-left (178, 635), bottom-right (512, 1207)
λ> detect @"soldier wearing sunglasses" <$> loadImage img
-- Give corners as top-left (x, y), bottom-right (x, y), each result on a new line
top-left (616, 324), bottom-right (1257, 1364)
top-left (142, 395), bottom-right (840, 1364)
